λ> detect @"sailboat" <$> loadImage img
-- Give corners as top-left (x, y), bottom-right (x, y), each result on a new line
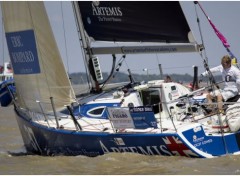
top-left (1, 1), bottom-right (240, 158)
top-left (0, 62), bottom-right (14, 106)
top-left (0, 62), bottom-right (13, 82)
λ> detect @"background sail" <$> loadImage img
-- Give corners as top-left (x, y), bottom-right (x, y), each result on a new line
top-left (78, 1), bottom-right (192, 43)
top-left (1, 2), bottom-right (75, 111)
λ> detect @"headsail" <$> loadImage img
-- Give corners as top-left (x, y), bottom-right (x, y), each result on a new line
top-left (76, 1), bottom-right (200, 55)
top-left (1, 2), bottom-right (76, 111)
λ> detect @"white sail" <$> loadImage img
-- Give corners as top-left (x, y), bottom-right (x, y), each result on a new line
top-left (1, 2), bottom-right (75, 112)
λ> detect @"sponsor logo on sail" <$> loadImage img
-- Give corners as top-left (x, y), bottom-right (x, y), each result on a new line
top-left (90, 2), bottom-right (123, 23)
top-left (6, 30), bottom-right (40, 74)
top-left (92, 2), bottom-right (122, 16)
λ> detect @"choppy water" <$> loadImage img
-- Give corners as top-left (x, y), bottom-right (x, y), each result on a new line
top-left (1, 106), bottom-right (240, 175)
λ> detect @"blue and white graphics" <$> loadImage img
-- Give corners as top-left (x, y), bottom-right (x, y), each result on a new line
top-left (5, 30), bottom-right (40, 74)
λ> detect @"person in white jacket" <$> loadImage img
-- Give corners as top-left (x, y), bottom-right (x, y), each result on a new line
top-left (201, 55), bottom-right (240, 114)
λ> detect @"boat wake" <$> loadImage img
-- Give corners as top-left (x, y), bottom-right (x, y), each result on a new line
top-left (6, 146), bottom-right (28, 156)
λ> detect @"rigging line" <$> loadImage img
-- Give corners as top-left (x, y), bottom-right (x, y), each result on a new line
top-left (193, 2), bottom-right (208, 63)
top-left (124, 59), bottom-right (130, 71)
top-left (155, 53), bottom-right (160, 65)
top-left (114, 55), bottom-right (126, 73)
top-left (197, 1), bottom-right (229, 47)
top-left (193, 2), bottom-right (217, 90)
top-left (155, 54), bottom-right (164, 78)
top-left (100, 54), bottom-right (117, 89)
top-left (163, 65), bottom-right (201, 69)
top-left (71, 2), bottom-right (91, 90)
top-left (60, 2), bottom-right (70, 74)
top-left (1, 6), bottom-right (5, 65)
top-left (115, 55), bottom-right (125, 70)
top-left (115, 42), bottom-right (131, 71)
top-left (116, 44), bottom-right (136, 82)
top-left (101, 55), bottom-right (125, 90)
top-left (122, 57), bottom-right (136, 81)
top-left (195, 2), bottom-right (228, 154)
top-left (196, 1), bottom-right (238, 68)
top-left (114, 41), bottom-right (130, 71)
top-left (131, 65), bottom-right (206, 72)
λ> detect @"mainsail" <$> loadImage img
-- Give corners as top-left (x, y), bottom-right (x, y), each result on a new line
top-left (1, 2), bottom-right (75, 111)
top-left (76, 1), bottom-right (200, 55)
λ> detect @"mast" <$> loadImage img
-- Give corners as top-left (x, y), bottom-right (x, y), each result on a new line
top-left (72, 2), bottom-right (101, 92)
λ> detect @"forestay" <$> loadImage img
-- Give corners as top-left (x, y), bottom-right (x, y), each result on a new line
top-left (1, 2), bottom-right (76, 111)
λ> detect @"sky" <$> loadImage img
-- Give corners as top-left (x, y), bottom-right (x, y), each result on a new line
top-left (1, 1), bottom-right (240, 76)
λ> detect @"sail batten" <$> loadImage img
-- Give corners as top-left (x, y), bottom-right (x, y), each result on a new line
top-left (1, 2), bottom-right (76, 112)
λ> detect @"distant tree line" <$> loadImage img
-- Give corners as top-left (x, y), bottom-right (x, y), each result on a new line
top-left (69, 72), bottom-right (222, 85)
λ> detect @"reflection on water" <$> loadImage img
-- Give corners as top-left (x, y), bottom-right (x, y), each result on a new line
top-left (1, 106), bottom-right (240, 175)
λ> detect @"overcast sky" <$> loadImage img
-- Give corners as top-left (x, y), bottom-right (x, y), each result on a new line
top-left (1, 1), bottom-right (240, 76)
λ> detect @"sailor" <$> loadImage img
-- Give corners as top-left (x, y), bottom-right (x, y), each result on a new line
top-left (164, 75), bottom-right (172, 83)
top-left (201, 55), bottom-right (240, 114)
